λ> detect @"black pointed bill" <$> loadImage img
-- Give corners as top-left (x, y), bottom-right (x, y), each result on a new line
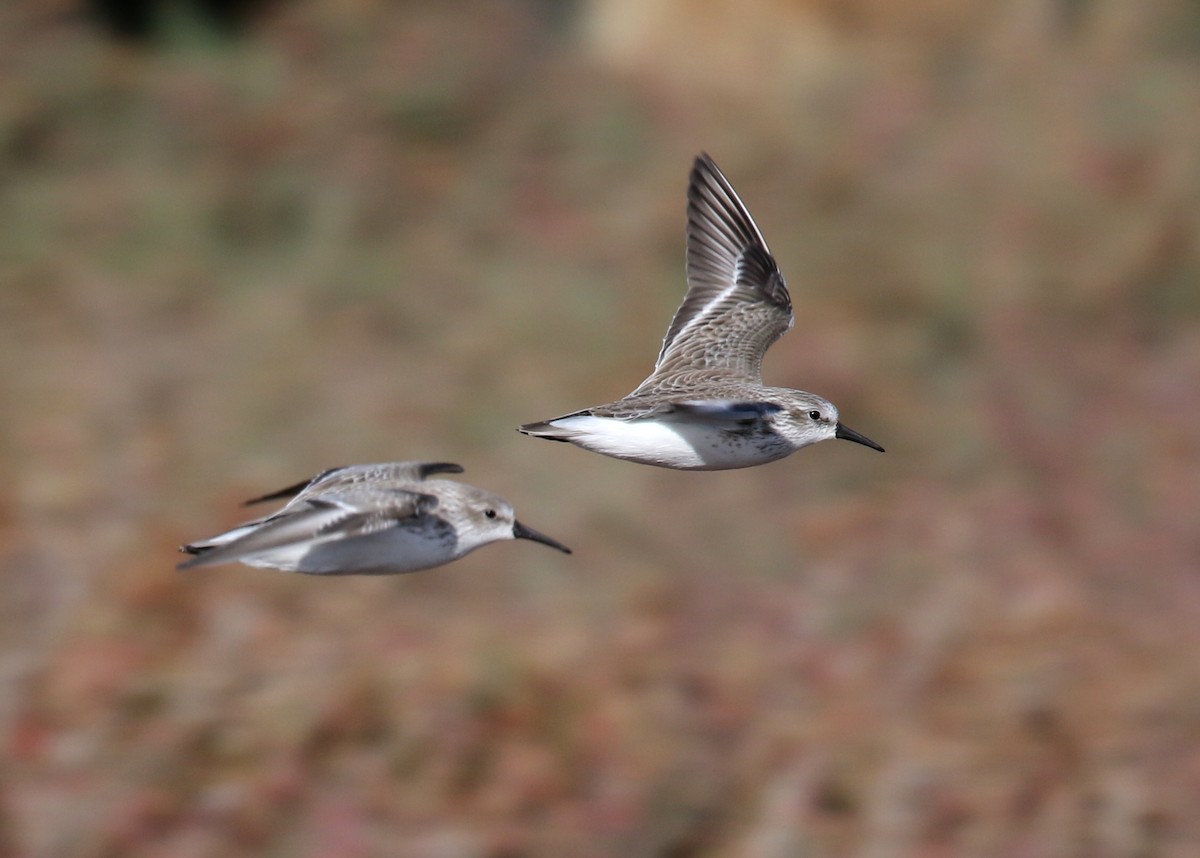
top-left (513, 521), bottom-right (572, 554)
top-left (835, 422), bottom-right (885, 452)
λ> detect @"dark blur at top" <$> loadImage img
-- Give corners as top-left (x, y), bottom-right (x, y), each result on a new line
top-left (86, 0), bottom-right (275, 41)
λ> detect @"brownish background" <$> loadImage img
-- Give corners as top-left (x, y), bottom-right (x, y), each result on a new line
top-left (4, 1), bottom-right (1200, 855)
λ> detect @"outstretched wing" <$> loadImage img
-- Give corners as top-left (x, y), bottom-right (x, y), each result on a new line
top-left (242, 461), bottom-right (463, 506)
top-left (635, 153), bottom-right (793, 392)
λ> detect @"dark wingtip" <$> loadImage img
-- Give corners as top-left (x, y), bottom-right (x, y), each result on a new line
top-left (418, 462), bottom-right (464, 479)
top-left (241, 478), bottom-right (312, 507)
top-left (690, 153), bottom-right (715, 187)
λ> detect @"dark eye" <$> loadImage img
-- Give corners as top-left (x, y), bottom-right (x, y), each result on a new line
top-left (808, 410), bottom-right (822, 421)
top-left (484, 509), bottom-right (497, 519)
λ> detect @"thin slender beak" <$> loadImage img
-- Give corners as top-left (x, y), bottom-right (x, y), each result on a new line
top-left (835, 422), bottom-right (885, 452)
top-left (513, 520), bottom-right (572, 554)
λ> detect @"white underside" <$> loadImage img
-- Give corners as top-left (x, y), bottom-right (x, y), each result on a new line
top-left (547, 414), bottom-right (794, 470)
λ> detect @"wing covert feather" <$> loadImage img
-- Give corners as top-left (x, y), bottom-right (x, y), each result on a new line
top-left (638, 154), bottom-right (794, 391)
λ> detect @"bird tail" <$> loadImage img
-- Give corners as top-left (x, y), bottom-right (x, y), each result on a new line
top-left (517, 420), bottom-right (576, 442)
top-left (176, 520), bottom-right (266, 570)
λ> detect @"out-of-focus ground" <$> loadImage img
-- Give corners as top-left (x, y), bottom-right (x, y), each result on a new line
top-left (3, 1), bottom-right (1200, 855)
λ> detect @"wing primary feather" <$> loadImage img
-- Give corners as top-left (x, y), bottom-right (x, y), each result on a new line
top-left (241, 468), bottom-right (344, 506)
top-left (625, 154), bottom-right (797, 391)
top-left (417, 462), bottom-right (464, 479)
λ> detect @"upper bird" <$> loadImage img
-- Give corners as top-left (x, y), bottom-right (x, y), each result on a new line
top-left (519, 153), bottom-right (884, 470)
top-left (178, 461), bottom-right (571, 575)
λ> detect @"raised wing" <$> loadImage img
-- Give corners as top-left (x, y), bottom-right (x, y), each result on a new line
top-left (636, 154), bottom-right (793, 391)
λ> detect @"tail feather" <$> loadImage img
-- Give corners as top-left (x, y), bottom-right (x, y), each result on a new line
top-left (176, 518), bottom-right (271, 570)
top-left (517, 420), bottom-right (575, 442)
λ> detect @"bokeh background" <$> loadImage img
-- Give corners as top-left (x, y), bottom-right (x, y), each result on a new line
top-left (4, 1), bottom-right (1200, 855)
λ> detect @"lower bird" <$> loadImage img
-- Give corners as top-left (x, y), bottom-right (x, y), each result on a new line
top-left (178, 461), bottom-right (570, 575)
top-left (519, 153), bottom-right (884, 470)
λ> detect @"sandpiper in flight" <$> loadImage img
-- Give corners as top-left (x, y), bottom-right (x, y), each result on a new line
top-left (519, 153), bottom-right (884, 470)
top-left (178, 461), bottom-right (571, 574)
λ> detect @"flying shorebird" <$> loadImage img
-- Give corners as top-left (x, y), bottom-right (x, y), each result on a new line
top-left (518, 153), bottom-right (884, 470)
top-left (178, 461), bottom-right (570, 574)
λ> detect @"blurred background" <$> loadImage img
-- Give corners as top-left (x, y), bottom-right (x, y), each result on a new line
top-left (3, 0), bottom-right (1200, 855)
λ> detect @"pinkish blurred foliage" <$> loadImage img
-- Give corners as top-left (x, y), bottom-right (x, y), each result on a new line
top-left (2, 0), bottom-right (1200, 855)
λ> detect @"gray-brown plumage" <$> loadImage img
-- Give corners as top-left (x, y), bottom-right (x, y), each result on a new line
top-left (519, 153), bottom-right (883, 469)
top-left (178, 461), bottom-right (570, 574)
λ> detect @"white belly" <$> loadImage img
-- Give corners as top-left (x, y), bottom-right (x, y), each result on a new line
top-left (243, 528), bottom-right (457, 575)
top-left (547, 414), bottom-right (793, 470)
